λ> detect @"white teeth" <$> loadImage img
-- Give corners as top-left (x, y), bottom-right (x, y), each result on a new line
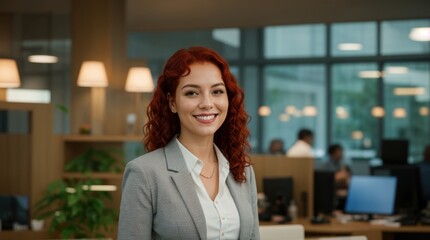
top-left (196, 115), bottom-right (215, 121)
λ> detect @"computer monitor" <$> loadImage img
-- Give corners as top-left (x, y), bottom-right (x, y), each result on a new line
top-left (313, 170), bottom-right (335, 215)
top-left (0, 195), bottom-right (29, 230)
top-left (371, 165), bottom-right (422, 214)
top-left (418, 163), bottom-right (430, 206)
top-left (263, 177), bottom-right (293, 216)
top-left (345, 176), bottom-right (397, 215)
top-left (380, 139), bottom-right (409, 165)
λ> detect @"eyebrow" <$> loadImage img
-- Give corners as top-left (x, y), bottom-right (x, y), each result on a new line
top-left (181, 83), bottom-right (225, 90)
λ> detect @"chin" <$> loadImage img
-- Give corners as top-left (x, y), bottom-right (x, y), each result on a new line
top-left (192, 126), bottom-right (221, 138)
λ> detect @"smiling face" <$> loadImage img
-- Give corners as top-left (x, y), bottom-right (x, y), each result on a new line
top-left (170, 62), bottom-right (229, 141)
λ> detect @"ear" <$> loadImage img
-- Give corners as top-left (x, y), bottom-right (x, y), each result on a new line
top-left (167, 93), bottom-right (176, 113)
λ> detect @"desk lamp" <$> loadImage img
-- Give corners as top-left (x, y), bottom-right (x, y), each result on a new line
top-left (77, 61), bottom-right (108, 135)
top-left (124, 67), bottom-right (154, 134)
top-left (0, 58), bottom-right (21, 101)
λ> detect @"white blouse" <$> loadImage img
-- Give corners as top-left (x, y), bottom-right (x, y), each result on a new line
top-left (286, 140), bottom-right (314, 158)
top-left (176, 139), bottom-right (240, 240)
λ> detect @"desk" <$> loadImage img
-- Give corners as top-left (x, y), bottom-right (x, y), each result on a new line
top-left (0, 230), bottom-right (50, 240)
top-left (262, 219), bottom-right (430, 240)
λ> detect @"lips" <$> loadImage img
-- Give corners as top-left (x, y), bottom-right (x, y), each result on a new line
top-left (194, 114), bottom-right (218, 123)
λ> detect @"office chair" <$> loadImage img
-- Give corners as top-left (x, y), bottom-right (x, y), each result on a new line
top-left (259, 225), bottom-right (304, 240)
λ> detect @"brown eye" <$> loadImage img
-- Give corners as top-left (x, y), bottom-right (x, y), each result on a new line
top-left (213, 89), bottom-right (225, 95)
top-left (185, 91), bottom-right (198, 96)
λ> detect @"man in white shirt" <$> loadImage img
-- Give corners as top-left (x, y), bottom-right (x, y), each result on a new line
top-left (286, 128), bottom-right (314, 158)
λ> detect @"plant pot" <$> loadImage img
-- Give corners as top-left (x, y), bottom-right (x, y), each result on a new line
top-left (31, 219), bottom-right (44, 231)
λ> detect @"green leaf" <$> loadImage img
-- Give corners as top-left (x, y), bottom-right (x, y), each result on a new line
top-left (55, 104), bottom-right (69, 113)
top-left (61, 227), bottom-right (75, 239)
top-left (67, 193), bottom-right (80, 206)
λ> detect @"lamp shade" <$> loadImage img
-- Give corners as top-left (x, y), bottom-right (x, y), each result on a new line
top-left (77, 61), bottom-right (108, 87)
top-left (125, 67), bottom-right (154, 92)
top-left (0, 59), bottom-right (21, 88)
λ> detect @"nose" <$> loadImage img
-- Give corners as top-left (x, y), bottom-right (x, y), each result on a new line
top-left (198, 93), bottom-right (214, 110)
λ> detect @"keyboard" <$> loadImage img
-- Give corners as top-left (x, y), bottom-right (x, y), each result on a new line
top-left (395, 216), bottom-right (419, 226)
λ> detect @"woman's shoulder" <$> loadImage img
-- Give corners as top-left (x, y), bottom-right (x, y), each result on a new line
top-left (244, 164), bottom-right (256, 180)
top-left (126, 148), bottom-right (166, 171)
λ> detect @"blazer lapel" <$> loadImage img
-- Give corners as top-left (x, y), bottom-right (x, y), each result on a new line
top-left (164, 139), bottom-right (207, 240)
top-left (227, 173), bottom-right (252, 240)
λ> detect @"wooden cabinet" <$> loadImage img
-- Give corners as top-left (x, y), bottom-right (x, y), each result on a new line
top-left (0, 102), bottom-right (60, 239)
top-left (0, 102), bottom-right (143, 239)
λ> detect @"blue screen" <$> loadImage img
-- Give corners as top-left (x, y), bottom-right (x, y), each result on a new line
top-left (345, 176), bottom-right (397, 215)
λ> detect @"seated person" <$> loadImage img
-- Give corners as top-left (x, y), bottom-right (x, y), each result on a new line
top-left (287, 129), bottom-right (314, 158)
top-left (321, 144), bottom-right (352, 211)
top-left (417, 144), bottom-right (430, 207)
top-left (268, 139), bottom-right (286, 155)
top-left (321, 144), bottom-right (346, 172)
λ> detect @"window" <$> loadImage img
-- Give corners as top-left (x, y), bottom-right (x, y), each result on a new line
top-left (383, 62), bottom-right (430, 162)
top-left (331, 22), bottom-right (377, 57)
top-left (128, 28), bottom-right (241, 61)
top-left (263, 64), bottom-right (326, 156)
top-left (243, 66), bottom-right (260, 151)
top-left (331, 63), bottom-right (380, 160)
top-left (264, 24), bottom-right (326, 58)
top-left (381, 19), bottom-right (430, 55)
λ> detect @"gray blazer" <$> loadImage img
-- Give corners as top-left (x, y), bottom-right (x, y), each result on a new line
top-left (118, 138), bottom-right (260, 240)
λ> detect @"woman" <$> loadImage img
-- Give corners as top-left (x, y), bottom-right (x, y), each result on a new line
top-left (118, 46), bottom-right (260, 240)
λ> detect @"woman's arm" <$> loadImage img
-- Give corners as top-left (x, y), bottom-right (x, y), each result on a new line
top-left (118, 160), bottom-right (153, 240)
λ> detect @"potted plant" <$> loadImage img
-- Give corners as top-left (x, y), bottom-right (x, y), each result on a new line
top-left (65, 147), bottom-right (124, 174)
top-left (34, 179), bottom-right (117, 239)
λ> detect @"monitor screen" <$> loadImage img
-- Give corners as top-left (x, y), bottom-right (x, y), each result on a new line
top-left (380, 139), bottom-right (409, 165)
top-left (418, 163), bottom-right (430, 205)
top-left (371, 165), bottom-right (422, 213)
top-left (0, 195), bottom-right (29, 230)
top-left (345, 176), bottom-right (397, 215)
top-left (263, 177), bottom-right (293, 216)
top-left (314, 170), bottom-right (335, 215)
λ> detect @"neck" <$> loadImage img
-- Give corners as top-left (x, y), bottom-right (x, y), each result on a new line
top-left (178, 134), bottom-right (215, 163)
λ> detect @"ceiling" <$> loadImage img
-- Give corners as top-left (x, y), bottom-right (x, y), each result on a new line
top-left (1, 0), bottom-right (430, 31)
top-left (126, 0), bottom-right (430, 31)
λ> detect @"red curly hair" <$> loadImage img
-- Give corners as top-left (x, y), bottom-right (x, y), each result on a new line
top-left (143, 46), bottom-right (251, 183)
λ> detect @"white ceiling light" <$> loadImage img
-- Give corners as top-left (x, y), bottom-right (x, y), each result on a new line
top-left (351, 131), bottom-right (364, 140)
top-left (302, 106), bottom-right (318, 117)
top-left (371, 106), bottom-right (385, 118)
top-left (258, 106), bottom-right (271, 117)
top-left (336, 106), bottom-right (349, 119)
top-left (393, 108), bottom-right (407, 118)
top-left (393, 87), bottom-right (426, 96)
top-left (385, 66), bottom-right (409, 74)
top-left (28, 55), bottom-right (59, 64)
top-left (419, 107), bottom-right (429, 116)
top-left (285, 105), bottom-right (297, 115)
top-left (409, 27), bottom-right (430, 42)
top-left (6, 89), bottom-right (51, 103)
top-left (338, 43), bottom-right (363, 51)
top-left (358, 71), bottom-right (383, 79)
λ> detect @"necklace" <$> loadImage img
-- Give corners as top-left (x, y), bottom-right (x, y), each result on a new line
top-left (200, 162), bottom-right (217, 179)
